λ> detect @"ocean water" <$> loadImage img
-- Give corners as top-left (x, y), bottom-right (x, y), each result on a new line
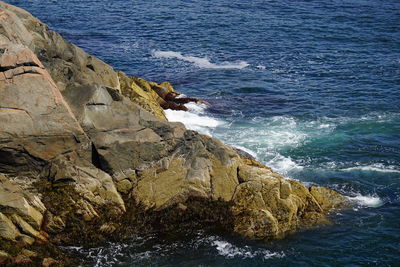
top-left (7, 0), bottom-right (400, 266)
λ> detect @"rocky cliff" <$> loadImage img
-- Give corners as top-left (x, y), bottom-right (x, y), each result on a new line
top-left (0, 2), bottom-right (346, 265)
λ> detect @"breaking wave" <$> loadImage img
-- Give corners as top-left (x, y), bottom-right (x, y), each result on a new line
top-left (347, 194), bottom-right (384, 208)
top-left (165, 102), bottom-right (224, 136)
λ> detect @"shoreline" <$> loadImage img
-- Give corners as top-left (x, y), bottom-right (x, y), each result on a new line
top-left (0, 2), bottom-right (348, 265)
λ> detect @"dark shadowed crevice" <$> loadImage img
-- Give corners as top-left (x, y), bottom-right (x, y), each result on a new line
top-left (105, 87), bottom-right (123, 101)
top-left (0, 147), bottom-right (47, 177)
top-left (91, 143), bottom-right (113, 175)
top-left (0, 62), bottom-right (41, 72)
top-left (91, 143), bottom-right (102, 170)
top-left (86, 64), bottom-right (95, 71)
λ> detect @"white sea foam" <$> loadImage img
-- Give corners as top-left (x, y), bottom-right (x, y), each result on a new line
top-left (152, 50), bottom-right (249, 69)
top-left (347, 194), bottom-right (384, 208)
top-left (266, 154), bottom-right (304, 177)
top-left (165, 102), bottom-right (224, 136)
top-left (219, 116), bottom-right (307, 150)
top-left (185, 101), bottom-right (208, 114)
top-left (341, 163), bottom-right (400, 173)
top-left (212, 240), bottom-right (285, 260)
top-left (212, 115), bottom-right (307, 177)
top-left (256, 65), bottom-right (266, 69)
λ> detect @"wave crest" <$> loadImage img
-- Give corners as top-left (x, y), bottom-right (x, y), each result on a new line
top-left (152, 50), bottom-right (249, 69)
top-left (347, 194), bottom-right (384, 208)
top-left (165, 102), bottom-right (224, 136)
top-left (341, 163), bottom-right (400, 173)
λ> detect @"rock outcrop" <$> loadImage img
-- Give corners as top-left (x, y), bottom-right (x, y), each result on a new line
top-left (0, 1), bottom-right (347, 265)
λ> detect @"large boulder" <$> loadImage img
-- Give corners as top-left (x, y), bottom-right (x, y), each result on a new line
top-left (0, 42), bottom-right (88, 176)
top-left (0, 17), bottom-right (125, 262)
top-left (60, 82), bottom-right (345, 240)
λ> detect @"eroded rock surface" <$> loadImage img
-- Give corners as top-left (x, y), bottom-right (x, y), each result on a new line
top-left (0, 1), bottom-right (347, 265)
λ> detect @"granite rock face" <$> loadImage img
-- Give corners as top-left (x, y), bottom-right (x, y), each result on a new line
top-left (0, 1), bottom-right (120, 92)
top-left (0, 1), bottom-right (347, 264)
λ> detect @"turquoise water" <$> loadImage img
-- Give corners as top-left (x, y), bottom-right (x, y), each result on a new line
top-left (7, 0), bottom-right (400, 265)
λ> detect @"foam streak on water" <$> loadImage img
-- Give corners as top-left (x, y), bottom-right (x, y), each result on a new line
top-left (152, 50), bottom-right (249, 69)
top-left (341, 164), bottom-right (400, 174)
top-left (213, 240), bottom-right (285, 260)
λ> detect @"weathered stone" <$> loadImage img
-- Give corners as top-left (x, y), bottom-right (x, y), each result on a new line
top-left (116, 179), bottom-right (133, 194)
top-left (0, 43), bottom-right (84, 139)
top-left (0, 250), bottom-right (11, 265)
top-left (49, 158), bottom-right (125, 213)
top-left (13, 249), bottom-right (37, 264)
top-left (238, 164), bottom-right (275, 182)
top-left (210, 157), bottom-right (239, 201)
top-left (134, 158), bottom-right (191, 209)
top-left (229, 165), bottom-right (345, 239)
top-left (19, 234), bottom-right (35, 246)
top-left (310, 186), bottom-right (347, 211)
top-left (0, 212), bottom-right (21, 241)
top-left (0, 175), bottom-right (47, 231)
top-left (20, 249), bottom-right (37, 258)
top-left (0, 190), bottom-right (43, 229)
top-left (99, 222), bottom-right (118, 234)
top-left (118, 72), bottom-right (166, 119)
top-left (280, 180), bottom-right (292, 199)
top-left (0, 1), bottom-right (120, 92)
top-left (44, 213), bottom-right (65, 234)
top-left (14, 254), bottom-right (32, 265)
top-left (42, 257), bottom-right (58, 267)
top-left (76, 199), bottom-right (99, 222)
top-left (0, 42), bottom-right (89, 177)
top-left (11, 214), bottom-right (47, 242)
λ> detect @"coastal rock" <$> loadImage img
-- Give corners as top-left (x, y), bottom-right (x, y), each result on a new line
top-left (0, 176), bottom-right (44, 230)
top-left (0, 5), bottom-right (126, 259)
top-left (0, 0), bottom-right (199, 121)
top-left (230, 165), bottom-right (327, 239)
top-left (0, 1), bottom-right (348, 264)
top-left (118, 73), bottom-right (167, 119)
top-left (0, 212), bottom-right (21, 241)
top-left (118, 72), bottom-right (205, 119)
top-left (42, 257), bottom-right (58, 267)
top-left (14, 249), bottom-right (37, 264)
top-left (309, 186), bottom-right (347, 210)
top-left (0, 42), bottom-right (87, 176)
top-left (0, 250), bottom-right (11, 265)
top-left (0, 41), bottom-right (124, 216)
top-left (0, 1), bottom-right (120, 92)
top-left (11, 214), bottom-right (46, 242)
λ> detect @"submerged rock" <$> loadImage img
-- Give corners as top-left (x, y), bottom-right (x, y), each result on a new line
top-left (0, 1), bottom-right (348, 264)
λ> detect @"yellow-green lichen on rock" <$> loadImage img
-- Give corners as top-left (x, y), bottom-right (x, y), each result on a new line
top-left (118, 72), bottom-right (167, 120)
top-left (134, 157), bottom-right (213, 210)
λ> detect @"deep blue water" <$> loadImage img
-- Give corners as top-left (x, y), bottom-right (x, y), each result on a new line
top-left (7, 0), bottom-right (400, 266)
